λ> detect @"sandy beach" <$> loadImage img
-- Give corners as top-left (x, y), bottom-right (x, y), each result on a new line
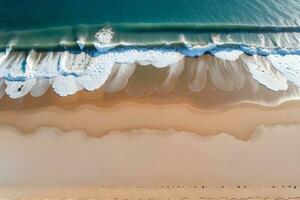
top-left (0, 68), bottom-right (300, 196)
top-left (0, 89), bottom-right (300, 140)
top-left (2, 0), bottom-right (300, 198)
top-left (0, 66), bottom-right (300, 199)
top-left (0, 125), bottom-right (300, 196)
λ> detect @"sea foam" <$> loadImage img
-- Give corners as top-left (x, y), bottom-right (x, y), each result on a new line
top-left (1, 42), bottom-right (300, 98)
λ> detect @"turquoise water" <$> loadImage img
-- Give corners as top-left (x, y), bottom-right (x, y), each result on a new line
top-left (1, 0), bottom-right (300, 49)
top-left (1, 0), bottom-right (300, 99)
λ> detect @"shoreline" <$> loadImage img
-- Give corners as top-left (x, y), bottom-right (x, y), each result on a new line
top-left (1, 98), bottom-right (300, 140)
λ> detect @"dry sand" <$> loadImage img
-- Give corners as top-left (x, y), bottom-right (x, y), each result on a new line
top-left (0, 125), bottom-right (300, 198)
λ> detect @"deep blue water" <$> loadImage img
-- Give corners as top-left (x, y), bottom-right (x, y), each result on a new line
top-left (0, 0), bottom-right (300, 49)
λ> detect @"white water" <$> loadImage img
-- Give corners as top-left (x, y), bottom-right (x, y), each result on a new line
top-left (0, 47), bottom-right (300, 98)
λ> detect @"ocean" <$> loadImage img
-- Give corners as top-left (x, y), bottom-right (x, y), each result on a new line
top-left (1, 0), bottom-right (300, 49)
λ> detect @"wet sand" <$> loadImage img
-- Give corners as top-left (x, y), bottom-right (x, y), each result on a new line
top-left (1, 60), bottom-right (300, 140)
top-left (0, 94), bottom-right (300, 198)
top-left (1, 92), bottom-right (300, 140)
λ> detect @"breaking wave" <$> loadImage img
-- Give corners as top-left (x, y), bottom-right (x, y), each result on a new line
top-left (1, 39), bottom-right (300, 99)
top-left (1, 10), bottom-right (300, 100)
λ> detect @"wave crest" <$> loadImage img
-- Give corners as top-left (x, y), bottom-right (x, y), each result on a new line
top-left (1, 44), bottom-right (300, 99)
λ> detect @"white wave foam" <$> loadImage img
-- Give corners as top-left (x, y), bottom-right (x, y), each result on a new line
top-left (187, 57), bottom-right (209, 92)
top-left (241, 55), bottom-right (288, 91)
top-left (26, 51), bottom-right (60, 77)
top-left (112, 49), bottom-right (184, 68)
top-left (59, 51), bottom-right (90, 75)
top-left (211, 34), bottom-right (222, 44)
top-left (210, 48), bottom-right (243, 61)
top-left (94, 42), bottom-right (117, 53)
top-left (0, 47), bottom-right (186, 98)
top-left (5, 41), bottom-right (15, 54)
top-left (76, 54), bottom-right (115, 91)
top-left (30, 78), bottom-right (50, 97)
top-left (0, 53), bottom-right (26, 78)
top-left (267, 54), bottom-right (300, 87)
top-left (53, 76), bottom-right (82, 96)
top-left (1, 45), bottom-right (300, 99)
top-left (183, 44), bottom-right (216, 57)
top-left (95, 27), bottom-right (114, 46)
top-left (103, 63), bottom-right (137, 93)
top-left (76, 37), bottom-right (86, 50)
top-left (0, 53), bottom-right (9, 77)
top-left (9, 54), bottom-right (27, 78)
top-left (5, 79), bottom-right (36, 99)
